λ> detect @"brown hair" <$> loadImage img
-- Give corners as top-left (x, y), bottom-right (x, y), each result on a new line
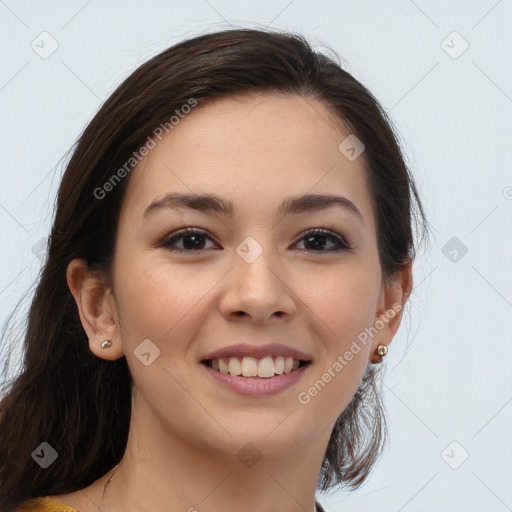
top-left (0, 27), bottom-right (430, 509)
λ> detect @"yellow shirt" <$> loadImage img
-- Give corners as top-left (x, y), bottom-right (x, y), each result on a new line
top-left (16, 497), bottom-right (327, 512)
top-left (15, 497), bottom-right (79, 511)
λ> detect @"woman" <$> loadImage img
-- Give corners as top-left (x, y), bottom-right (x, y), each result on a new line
top-left (0, 27), bottom-right (429, 512)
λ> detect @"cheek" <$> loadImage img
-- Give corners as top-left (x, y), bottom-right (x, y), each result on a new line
top-left (112, 250), bottom-right (219, 356)
top-left (296, 262), bottom-right (380, 411)
top-left (111, 254), bottom-right (208, 395)
top-left (309, 261), bottom-right (380, 344)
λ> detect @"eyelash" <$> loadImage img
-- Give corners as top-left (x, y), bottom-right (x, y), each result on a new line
top-left (159, 225), bottom-right (352, 255)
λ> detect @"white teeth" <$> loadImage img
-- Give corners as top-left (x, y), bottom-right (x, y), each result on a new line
top-left (274, 355), bottom-right (284, 374)
top-left (284, 356), bottom-right (294, 373)
top-left (258, 356), bottom-right (275, 378)
top-left (209, 355), bottom-right (305, 378)
top-left (228, 357), bottom-right (242, 376)
top-left (241, 356), bottom-right (258, 377)
top-left (219, 358), bottom-right (229, 374)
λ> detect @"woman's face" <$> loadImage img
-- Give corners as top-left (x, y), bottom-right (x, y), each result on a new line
top-left (94, 93), bottom-right (406, 460)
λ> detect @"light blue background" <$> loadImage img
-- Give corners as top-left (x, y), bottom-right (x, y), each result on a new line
top-left (1, 1), bottom-right (511, 510)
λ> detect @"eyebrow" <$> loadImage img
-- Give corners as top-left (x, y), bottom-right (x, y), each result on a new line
top-left (143, 192), bottom-right (364, 224)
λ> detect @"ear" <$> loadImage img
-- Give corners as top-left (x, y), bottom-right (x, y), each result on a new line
top-left (369, 256), bottom-right (413, 364)
top-left (66, 258), bottom-right (125, 361)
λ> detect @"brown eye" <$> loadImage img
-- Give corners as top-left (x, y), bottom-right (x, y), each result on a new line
top-left (161, 227), bottom-right (217, 253)
top-left (160, 227), bottom-right (351, 255)
top-left (294, 229), bottom-right (351, 253)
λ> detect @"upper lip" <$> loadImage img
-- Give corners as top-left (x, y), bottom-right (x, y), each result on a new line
top-left (201, 343), bottom-right (312, 362)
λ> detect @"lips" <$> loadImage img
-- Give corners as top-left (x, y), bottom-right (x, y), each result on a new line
top-left (200, 342), bottom-right (313, 362)
top-left (201, 356), bottom-right (311, 396)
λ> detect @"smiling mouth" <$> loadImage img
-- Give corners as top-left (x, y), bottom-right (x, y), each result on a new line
top-left (201, 356), bottom-right (311, 379)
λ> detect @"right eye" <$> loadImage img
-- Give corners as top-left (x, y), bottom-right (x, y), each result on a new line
top-left (160, 227), bottom-right (219, 254)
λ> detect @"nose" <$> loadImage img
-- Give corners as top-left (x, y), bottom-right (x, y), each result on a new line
top-left (218, 244), bottom-right (297, 324)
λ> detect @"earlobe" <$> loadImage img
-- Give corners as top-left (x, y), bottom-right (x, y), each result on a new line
top-left (369, 257), bottom-right (413, 364)
top-left (66, 258), bottom-right (125, 361)
top-left (91, 332), bottom-right (125, 361)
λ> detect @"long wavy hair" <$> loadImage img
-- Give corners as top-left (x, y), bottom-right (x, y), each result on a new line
top-left (0, 27), bottom-right (430, 510)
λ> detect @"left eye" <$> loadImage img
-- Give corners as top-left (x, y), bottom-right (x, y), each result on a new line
top-left (293, 229), bottom-right (350, 252)
top-left (160, 227), bottom-right (350, 254)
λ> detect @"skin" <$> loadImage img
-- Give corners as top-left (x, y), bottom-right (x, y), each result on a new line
top-left (55, 92), bottom-right (412, 512)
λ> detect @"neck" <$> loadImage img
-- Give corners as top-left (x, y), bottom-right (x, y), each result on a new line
top-left (85, 391), bottom-right (332, 512)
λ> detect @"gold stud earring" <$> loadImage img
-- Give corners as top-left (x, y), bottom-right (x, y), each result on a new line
top-left (101, 339), bottom-right (112, 349)
top-left (376, 344), bottom-right (388, 357)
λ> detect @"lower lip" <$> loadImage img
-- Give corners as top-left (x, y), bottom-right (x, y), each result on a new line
top-left (201, 362), bottom-right (311, 396)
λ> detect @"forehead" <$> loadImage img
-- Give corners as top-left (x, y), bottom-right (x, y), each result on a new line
top-left (120, 93), bottom-right (375, 229)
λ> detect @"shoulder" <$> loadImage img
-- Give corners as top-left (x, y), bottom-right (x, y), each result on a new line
top-left (15, 497), bottom-right (80, 512)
